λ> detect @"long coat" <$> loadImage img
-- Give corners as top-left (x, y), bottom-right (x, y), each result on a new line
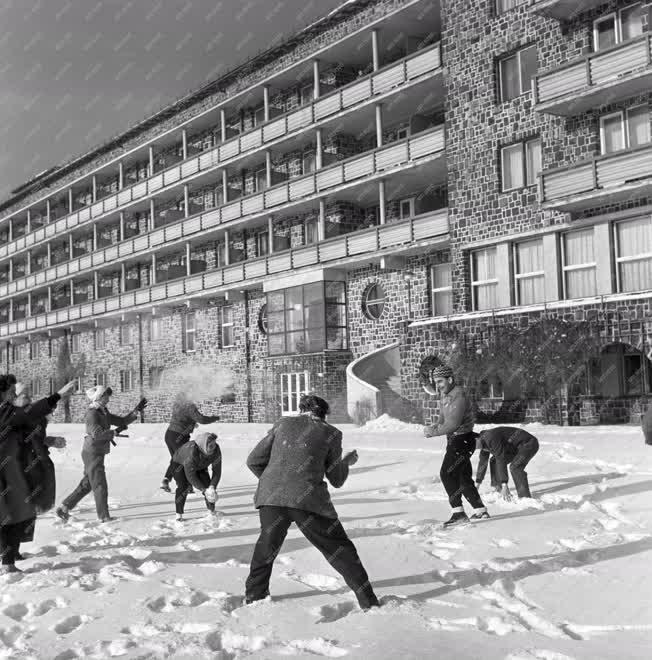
top-left (20, 415), bottom-right (58, 515)
top-left (0, 394), bottom-right (60, 526)
top-left (246, 414), bottom-right (349, 519)
top-left (83, 405), bottom-right (137, 455)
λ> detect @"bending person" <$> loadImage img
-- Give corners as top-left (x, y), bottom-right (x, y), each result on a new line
top-left (476, 426), bottom-right (539, 500)
top-left (245, 394), bottom-right (379, 611)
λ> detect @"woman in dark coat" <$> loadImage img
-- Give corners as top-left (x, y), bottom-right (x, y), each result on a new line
top-left (0, 375), bottom-right (75, 574)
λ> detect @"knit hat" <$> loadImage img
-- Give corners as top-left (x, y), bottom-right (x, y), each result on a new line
top-left (195, 431), bottom-right (218, 455)
top-left (86, 384), bottom-right (113, 402)
top-left (14, 382), bottom-right (28, 397)
top-left (431, 364), bottom-right (454, 380)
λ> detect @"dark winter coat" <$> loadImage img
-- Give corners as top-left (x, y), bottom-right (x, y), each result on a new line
top-left (476, 426), bottom-right (539, 485)
top-left (82, 405), bottom-right (137, 455)
top-left (0, 394), bottom-right (60, 526)
top-left (19, 415), bottom-right (58, 514)
top-left (167, 400), bottom-right (220, 439)
top-left (246, 414), bottom-right (349, 519)
top-left (173, 440), bottom-right (222, 491)
top-left (642, 403), bottom-right (652, 433)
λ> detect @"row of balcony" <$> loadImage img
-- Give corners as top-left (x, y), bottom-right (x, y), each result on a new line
top-left (0, 126), bottom-right (446, 300)
top-left (529, 0), bottom-right (609, 22)
top-left (0, 210), bottom-right (449, 338)
top-left (0, 43), bottom-right (442, 260)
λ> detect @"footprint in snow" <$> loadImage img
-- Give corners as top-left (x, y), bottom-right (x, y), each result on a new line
top-left (282, 637), bottom-right (349, 657)
top-left (52, 614), bottom-right (92, 635)
top-left (2, 603), bottom-right (29, 621)
top-left (314, 601), bottom-right (357, 623)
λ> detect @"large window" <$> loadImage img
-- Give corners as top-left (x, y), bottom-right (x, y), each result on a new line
top-left (562, 229), bottom-right (597, 299)
top-left (221, 306), bottom-right (235, 347)
top-left (150, 318), bottom-right (163, 342)
top-left (600, 107), bottom-right (651, 154)
top-left (30, 341), bottom-right (40, 360)
top-left (498, 44), bottom-right (537, 102)
top-left (255, 231), bottom-right (269, 257)
top-left (181, 312), bottom-right (196, 352)
top-left (593, 3), bottom-right (644, 51)
top-left (281, 372), bottom-right (310, 415)
top-left (430, 263), bottom-right (453, 316)
top-left (471, 248), bottom-right (498, 311)
top-left (71, 333), bottom-right (81, 354)
top-left (95, 373), bottom-right (107, 388)
top-left (501, 138), bottom-right (541, 191)
top-left (120, 369), bottom-right (135, 393)
top-left (267, 281), bottom-right (347, 356)
top-left (514, 239), bottom-right (545, 305)
top-left (615, 217), bottom-right (652, 293)
top-left (304, 217), bottom-right (318, 245)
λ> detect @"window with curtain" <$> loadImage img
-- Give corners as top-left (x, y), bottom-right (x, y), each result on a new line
top-left (595, 3), bottom-right (644, 50)
top-left (221, 306), bottom-right (234, 347)
top-left (600, 107), bottom-right (650, 154)
top-left (471, 247), bottom-right (498, 311)
top-left (514, 239), bottom-right (545, 305)
top-left (615, 216), bottom-right (652, 292)
top-left (430, 263), bottom-right (453, 316)
top-left (498, 44), bottom-right (537, 102)
top-left (181, 312), bottom-right (196, 352)
top-left (563, 229), bottom-right (597, 299)
top-left (501, 138), bottom-right (541, 191)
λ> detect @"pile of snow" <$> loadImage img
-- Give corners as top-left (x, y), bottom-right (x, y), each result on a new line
top-left (357, 413), bottom-right (424, 433)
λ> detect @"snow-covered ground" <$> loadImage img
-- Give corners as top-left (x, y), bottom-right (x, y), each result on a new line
top-left (2, 418), bottom-right (652, 659)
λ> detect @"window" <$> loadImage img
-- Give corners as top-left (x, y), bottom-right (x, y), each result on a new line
top-left (471, 247), bottom-right (498, 311)
top-left (600, 107), bottom-right (651, 154)
top-left (150, 317), bottom-right (163, 342)
top-left (498, 44), bottom-right (537, 102)
top-left (430, 263), bottom-right (453, 316)
top-left (182, 312), bottom-right (196, 352)
top-left (514, 239), bottom-right (545, 305)
top-left (362, 283), bottom-right (386, 320)
top-left (562, 229), bottom-right (597, 299)
top-left (255, 168), bottom-right (267, 192)
top-left (304, 217), bottom-right (318, 245)
top-left (30, 341), bottom-right (39, 360)
top-left (149, 366), bottom-right (165, 389)
top-left (258, 304), bottom-right (268, 335)
top-left (615, 216), bottom-right (652, 293)
top-left (396, 126), bottom-right (410, 140)
top-left (94, 372), bottom-right (107, 387)
top-left (120, 324), bottom-right (132, 346)
top-left (623, 350), bottom-right (645, 394)
top-left (399, 197), bottom-right (415, 220)
top-left (302, 151), bottom-right (316, 174)
top-left (254, 106), bottom-right (265, 125)
top-left (13, 343), bottom-right (28, 362)
top-left (501, 138), bottom-right (541, 191)
top-left (94, 329), bottom-right (106, 350)
top-left (71, 333), bottom-right (81, 354)
top-left (495, 0), bottom-right (527, 14)
top-left (478, 377), bottom-right (504, 398)
top-left (73, 376), bottom-right (82, 393)
top-left (300, 83), bottom-right (314, 106)
top-left (120, 369), bottom-right (135, 392)
top-left (216, 241), bottom-right (226, 268)
top-left (594, 3), bottom-right (644, 51)
top-left (221, 306), bottom-right (235, 347)
top-left (256, 231), bottom-right (269, 257)
top-left (281, 372), bottom-right (311, 415)
top-left (31, 379), bottom-right (42, 397)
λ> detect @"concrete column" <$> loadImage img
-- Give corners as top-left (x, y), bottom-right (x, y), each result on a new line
top-left (48, 286), bottom-right (52, 311)
top-left (220, 108), bottom-right (227, 143)
top-left (7, 219), bottom-right (12, 243)
top-left (45, 199), bottom-right (51, 223)
top-left (70, 282), bottom-right (74, 306)
top-left (181, 128), bottom-right (188, 160)
top-left (495, 242), bottom-right (512, 309)
top-left (318, 199), bottom-right (326, 241)
top-left (119, 212), bottom-right (125, 241)
top-left (27, 292), bottom-right (31, 317)
top-left (268, 216), bottom-right (274, 254)
top-left (8, 300), bottom-right (13, 323)
top-left (68, 188), bottom-right (74, 214)
top-left (184, 184), bottom-right (190, 218)
top-left (263, 85), bottom-right (270, 122)
top-left (92, 175), bottom-right (98, 202)
top-left (8, 259), bottom-right (13, 281)
top-left (26, 250), bottom-right (31, 275)
top-left (151, 254), bottom-right (157, 284)
top-left (594, 222), bottom-right (615, 295)
top-left (378, 180), bottom-right (386, 225)
top-left (186, 242), bottom-right (192, 276)
top-left (265, 151), bottom-right (272, 188)
top-left (316, 129), bottom-right (323, 169)
top-left (92, 224), bottom-right (98, 251)
top-left (148, 146), bottom-right (154, 176)
top-left (149, 199), bottom-right (155, 230)
top-left (372, 28), bottom-right (380, 71)
top-left (222, 169), bottom-right (229, 203)
top-left (93, 272), bottom-right (99, 299)
top-left (47, 243), bottom-right (52, 268)
top-left (121, 263), bottom-right (126, 292)
top-left (375, 103), bottom-right (383, 148)
top-left (26, 209), bottom-right (31, 234)
top-left (69, 234), bottom-right (74, 261)
top-left (118, 161), bottom-right (124, 190)
top-left (543, 233), bottom-right (561, 302)
top-left (312, 59), bottom-right (320, 99)
top-left (224, 230), bottom-right (230, 265)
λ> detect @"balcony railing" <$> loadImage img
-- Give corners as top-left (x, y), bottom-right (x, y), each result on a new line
top-left (0, 209), bottom-right (449, 338)
top-left (528, 0), bottom-right (605, 21)
top-left (539, 142), bottom-right (652, 210)
top-left (0, 43), bottom-right (443, 259)
top-left (534, 34), bottom-right (652, 116)
top-left (0, 126), bottom-right (446, 300)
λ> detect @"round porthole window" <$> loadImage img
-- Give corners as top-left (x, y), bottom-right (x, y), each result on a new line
top-left (362, 283), bottom-right (386, 320)
top-left (258, 303), bottom-right (268, 335)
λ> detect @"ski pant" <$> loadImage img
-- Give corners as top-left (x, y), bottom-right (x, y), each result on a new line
top-left (171, 462), bottom-right (215, 515)
top-left (0, 519), bottom-right (31, 565)
top-left (245, 506), bottom-right (379, 609)
top-left (163, 431), bottom-right (190, 481)
top-left (62, 451), bottom-right (109, 520)
top-left (440, 433), bottom-right (485, 511)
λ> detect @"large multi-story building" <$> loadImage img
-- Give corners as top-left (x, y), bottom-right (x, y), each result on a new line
top-left (1, 0), bottom-right (651, 425)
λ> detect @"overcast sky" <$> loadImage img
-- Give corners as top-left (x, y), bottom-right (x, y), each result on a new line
top-left (0, 0), bottom-right (345, 202)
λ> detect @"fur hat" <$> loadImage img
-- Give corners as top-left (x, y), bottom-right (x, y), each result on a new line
top-left (431, 364), bottom-right (454, 380)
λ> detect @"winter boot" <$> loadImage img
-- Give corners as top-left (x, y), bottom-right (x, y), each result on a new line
top-left (0, 564), bottom-right (22, 575)
top-left (160, 478), bottom-right (171, 493)
top-left (470, 510), bottom-right (490, 521)
top-left (443, 511), bottom-right (469, 527)
top-left (99, 515), bottom-right (117, 523)
top-left (55, 506), bottom-right (70, 522)
top-left (175, 513), bottom-right (184, 522)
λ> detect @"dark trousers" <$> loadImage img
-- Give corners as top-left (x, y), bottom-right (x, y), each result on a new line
top-left (171, 462), bottom-right (215, 515)
top-left (62, 451), bottom-right (109, 519)
top-left (440, 433), bottom-right (485, 510)
top-left (245, 506), bottom-right (379, 609)
top-left (508, 438), bottom-right (539, 498)
top-left (645, 431), bottom-right (652, 446)
top-left (163, 431), bottom-right (190, 481)
top-left (0, 520), bottom-right (31, 565)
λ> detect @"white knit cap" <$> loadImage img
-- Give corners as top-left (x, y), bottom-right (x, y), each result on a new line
top-left (14, 382), bottom-right (28, 397)
top-left (86, 384), bottom-right (110, 402)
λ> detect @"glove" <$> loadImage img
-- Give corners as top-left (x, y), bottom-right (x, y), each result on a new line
top-left (51, 437), bottom-right (67, 449)
top-left (204, 487), bottom-right (217, 504)
top-left (135, 397), bottom-right (148, 412)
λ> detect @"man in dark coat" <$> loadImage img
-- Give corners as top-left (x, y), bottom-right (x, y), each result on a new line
top-left (244, 394), bottom-right (379, 611)
top-left (170, 431), bottom-right (222, 520)
top-left (0, 375), bottom-right (74, 574)
top-left (642, 402), bottom-right (652, 446)
top-left (160, 392), bottom-right (220, 493)
top-left (423, 364), bottom-right (489, 527)
top-left (56, 385), bottom-right (141, 523)
top-left (475, 426), bottom-right (540, 500)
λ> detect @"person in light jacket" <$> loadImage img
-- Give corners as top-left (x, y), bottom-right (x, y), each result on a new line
top-left (244, 394), bottom-right (379, 611)
top-left (170, 431), bottom-right (222, 521)
top-left (56, 385), bottom-right (138, 523)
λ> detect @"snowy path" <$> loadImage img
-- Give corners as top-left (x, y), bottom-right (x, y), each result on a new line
top-left (1, 421), bottom-right (651, 659)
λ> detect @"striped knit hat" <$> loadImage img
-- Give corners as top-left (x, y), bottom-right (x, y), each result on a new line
top-left (431, 364), bottom-right (454, 380)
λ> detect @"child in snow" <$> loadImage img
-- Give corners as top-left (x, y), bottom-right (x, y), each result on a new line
top-left (160, 392), bottom-right (220, 493)
top-left (475, 426), bottom-right (540, 500)
top-left (56, 385), bottom-right (141, 523)
top-left (170, 431), bottom-right (222, 521)
top-left (423, 364), bottom-right (489, 527)
top-left (244, 394), bottom-right (379, 611)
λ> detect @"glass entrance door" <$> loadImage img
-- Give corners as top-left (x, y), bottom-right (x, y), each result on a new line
top-left (281, 371), bottom-right (310, 415)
